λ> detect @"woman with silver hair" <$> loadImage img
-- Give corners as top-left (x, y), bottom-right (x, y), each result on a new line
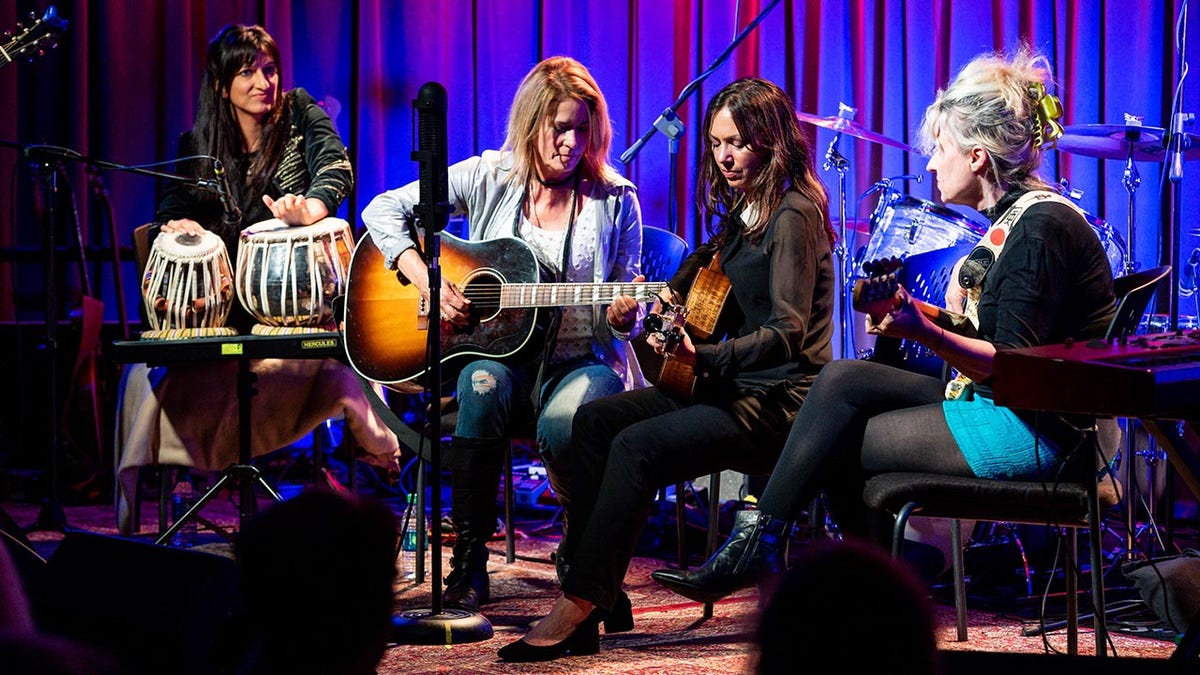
top-left (652, 44), bottom-right (1116, 605)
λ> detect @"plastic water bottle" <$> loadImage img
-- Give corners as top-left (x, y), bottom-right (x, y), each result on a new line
top-left (170, 476), bottom-right (197, 548)
top-left (400, 493), bottom-right (420, 580)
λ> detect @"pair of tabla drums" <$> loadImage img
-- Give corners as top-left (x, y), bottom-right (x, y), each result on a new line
top-left (140, 218), bottom-right (354, 339)
top-left (858, 194), bottom-right (1127, 279)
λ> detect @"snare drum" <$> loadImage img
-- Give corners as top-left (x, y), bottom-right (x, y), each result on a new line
top-left (860, 195), bottom-right (988, 268)
top-left (235, 218), bottom-right (354, 333)
top-left (141, 231), bottom-right (237, 338)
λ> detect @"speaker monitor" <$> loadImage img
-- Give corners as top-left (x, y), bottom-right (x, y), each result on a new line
top-left (33, 531), bottom-right (246, 675)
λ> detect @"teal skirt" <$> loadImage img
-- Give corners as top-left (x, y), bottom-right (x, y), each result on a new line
top-left (943, 395), bottom-right (1064, 480)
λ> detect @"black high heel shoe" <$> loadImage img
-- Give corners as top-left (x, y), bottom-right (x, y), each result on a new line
top-left (601, 591), bottom-right (634, 633)
top-left (496, 615), bottom-right (601, 662)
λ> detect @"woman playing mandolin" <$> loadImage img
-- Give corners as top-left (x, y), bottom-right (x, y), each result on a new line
top-left (361, 56), bottom-right (645, 614)
top-left (651, 44), bottom-right (1117, 606)
top-left (497, 77), bottom-right (835, 662)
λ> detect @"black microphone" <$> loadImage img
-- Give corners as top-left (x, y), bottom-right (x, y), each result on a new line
top-left (413, 81), bottom-right (449, 232)
top-left (211, 158), bottom-right (242, 225)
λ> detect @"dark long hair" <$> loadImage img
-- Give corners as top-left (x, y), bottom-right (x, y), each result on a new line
top-left (696, 78), bottom-right (833, 248)
top-left (192, 24), bottom-right (290, 212)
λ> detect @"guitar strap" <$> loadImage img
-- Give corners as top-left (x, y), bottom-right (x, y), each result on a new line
top-left (514, 172), bottom-right (581, 417)
top-left (945, 190), bottom-right (1086, 401)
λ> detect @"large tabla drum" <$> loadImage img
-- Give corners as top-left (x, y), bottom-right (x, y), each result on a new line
top-left (141, 230), bottom-right (236, 339)
top-left (235, 218), bottom-right (354, 333)
top-left (859, 195), bottom-right (989, 268)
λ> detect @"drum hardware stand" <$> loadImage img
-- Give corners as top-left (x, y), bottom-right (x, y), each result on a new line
top-left (1120, 117), bottom-right (1143, 276)
top-left (823, 102), bottom-right (855, 360)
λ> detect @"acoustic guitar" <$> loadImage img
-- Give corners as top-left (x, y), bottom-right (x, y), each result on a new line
top-left (0, 6), bottom-right (67, 68)
top-left (640, 254), bottom-right (732, 401)
top-left (343, 233), bottom-right (667, 388)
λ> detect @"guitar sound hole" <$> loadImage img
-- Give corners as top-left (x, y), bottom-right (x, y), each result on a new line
top-left (464, 274), bottom-right (502, 322)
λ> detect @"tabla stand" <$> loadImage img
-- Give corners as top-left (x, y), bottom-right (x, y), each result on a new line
top-left (153, 357), bottom-right (282, 546)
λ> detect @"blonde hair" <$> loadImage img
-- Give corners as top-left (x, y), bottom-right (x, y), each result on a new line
top-left (917, 44), bottom-right (1058, 193)
top-left (503, 56), bottom-right (621, 187)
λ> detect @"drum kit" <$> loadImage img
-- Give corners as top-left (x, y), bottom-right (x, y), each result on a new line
top-left (140, 218), bottom-right (354, 339)
top-left (797, 107), bottom-right (1198, 558)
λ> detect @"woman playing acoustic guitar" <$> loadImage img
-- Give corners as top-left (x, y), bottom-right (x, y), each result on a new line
top-left (361, 57), bottom-right (645, 614)
top-left (497, 76), bottom-right (835, 662)
top-left (652, 44), bottom-right (1117, 605)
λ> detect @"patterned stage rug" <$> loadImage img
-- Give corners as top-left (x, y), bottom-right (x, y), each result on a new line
top-left (3, 499), bottom-right (1183, 673)
top-left (380, 531), bottom-right (1180, 673)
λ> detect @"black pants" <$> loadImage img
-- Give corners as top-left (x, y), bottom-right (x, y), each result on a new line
top-left (756, 359), bottom-right (972, 538)
top-left (560, 382), bottom-right (803, 610)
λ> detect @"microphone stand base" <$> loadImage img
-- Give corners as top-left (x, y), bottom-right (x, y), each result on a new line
top-left (391, 607), bottom-right (494, 645)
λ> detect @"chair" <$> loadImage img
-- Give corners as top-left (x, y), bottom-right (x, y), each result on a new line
top-left (862, 265), bottom-right (1171, 656)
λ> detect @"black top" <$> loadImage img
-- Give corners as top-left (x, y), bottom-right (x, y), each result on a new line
top-left (974, 188), bottom-right (1116, 400)
top-left (154, 87), bottom-right (353, 265)
top-left (670, 189), bottom-right (835, 398)
top-left (152, 88), bottom-right (353, 331)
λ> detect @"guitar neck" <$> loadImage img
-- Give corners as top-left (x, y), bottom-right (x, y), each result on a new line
top-left (497, 282), bottom-right (668, 309)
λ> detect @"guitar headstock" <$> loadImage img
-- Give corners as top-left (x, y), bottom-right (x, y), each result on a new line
top-left (2, 6), bottom-right (67, 67)
top-left (852, 257), bottom-right (904, 324)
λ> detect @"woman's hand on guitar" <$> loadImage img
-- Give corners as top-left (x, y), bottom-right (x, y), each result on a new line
top-left (439, 277), bottom-right (471, 329)
top-left (606, 274), bottom-right (643, 333)
top-left (866, 284), bottom-right (939, 346)
top-left (262, 194), bottom-right (329, 226)
top-left (161, 218), bottom-right (206, 236)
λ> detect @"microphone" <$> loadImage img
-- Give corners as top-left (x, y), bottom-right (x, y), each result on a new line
top-left (413, 81), bottom-right (449, 233)
top-left (211, 159), bottom-right (242, 225)
top-left (1170, 112), bottom-right (1187, 184)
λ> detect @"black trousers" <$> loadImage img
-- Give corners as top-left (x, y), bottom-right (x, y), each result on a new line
top-left (560, 382), bottom-right (802, 610)
top-left (756, 359), bottom-right (972, 538)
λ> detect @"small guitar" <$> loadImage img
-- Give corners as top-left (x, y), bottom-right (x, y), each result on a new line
top-left (343, 233), bottom-right (668, 387)
top-left (0, 6), bottom-right (67, 68)
top-left (851, 257), bottom-right (977, 337)
top-left (640, 254), bottom-right (732, 401)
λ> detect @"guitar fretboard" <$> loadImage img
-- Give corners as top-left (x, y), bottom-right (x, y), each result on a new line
top-left (497, 282), bottom-right (668, 308)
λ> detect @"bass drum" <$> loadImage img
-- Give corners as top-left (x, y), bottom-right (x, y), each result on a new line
top-left (859, 195), bottom-right (988, 268)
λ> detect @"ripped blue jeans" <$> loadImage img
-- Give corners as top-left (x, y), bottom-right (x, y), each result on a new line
top-left (453, 357), bottom-right (624, 506)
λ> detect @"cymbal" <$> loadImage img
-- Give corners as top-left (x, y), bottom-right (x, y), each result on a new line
top-left (1055, 123), bottom-right (1174, 161)
top-left (795, 111), bottom-right (912, 152)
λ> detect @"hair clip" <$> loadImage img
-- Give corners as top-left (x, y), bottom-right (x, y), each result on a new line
top-left (1029, 83), bottom-right (1064, 149)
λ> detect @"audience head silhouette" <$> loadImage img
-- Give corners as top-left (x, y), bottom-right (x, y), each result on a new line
top-left (755, 539), bottom-right (941, 675)
top-left (235, 489), bottom-right (398, 675)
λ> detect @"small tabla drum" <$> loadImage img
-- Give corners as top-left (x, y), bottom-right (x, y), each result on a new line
top-left (141, 230), bottom-right (237, 339)
top-left (859, 195), bottom-right (989, 269)
top-left (235, 218), bottom-right (354, 334)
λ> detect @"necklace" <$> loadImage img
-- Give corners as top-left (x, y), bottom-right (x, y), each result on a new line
top-left (535, 167), bottom-right (578, 188)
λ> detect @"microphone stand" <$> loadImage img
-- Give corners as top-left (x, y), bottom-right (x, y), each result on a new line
top-left (1168, 0), bottom-right (1192, 333)
top-left (1, 141), bottom-right (234, 534)
top-left (618, 0), bottom-right (782, 233)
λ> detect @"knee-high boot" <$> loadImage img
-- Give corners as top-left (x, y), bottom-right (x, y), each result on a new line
top-left (650, 510), bottom-right (790, 604)
top-left (442, 437), bottom-right (505, 612)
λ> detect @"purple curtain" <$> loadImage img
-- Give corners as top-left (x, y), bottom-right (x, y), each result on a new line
top-left (1, 0), bottom-right (1197, 329)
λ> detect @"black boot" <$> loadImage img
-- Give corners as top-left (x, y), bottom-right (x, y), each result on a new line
top-left (650, 510), bottom-right (790, 604)
top-left (442, 439), bottom-right (503, 612)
